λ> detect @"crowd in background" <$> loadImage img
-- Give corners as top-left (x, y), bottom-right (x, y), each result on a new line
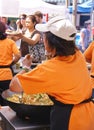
top-left (0, 11), bottom-right (47, 62)
top-left (0, 14), bottom-right (93, 54)
top-left (0, 12), bottom-right (93, 84)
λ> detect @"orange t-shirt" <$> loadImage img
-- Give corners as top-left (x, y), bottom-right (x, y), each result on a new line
top-left (0, 38), bottom-right (20, 80)
top-left (84, 41), bottom-right (94, 72)
top-left (84, 41), bottom-right (94, 85)
top-left (17, 50), bottom-right (94, 130)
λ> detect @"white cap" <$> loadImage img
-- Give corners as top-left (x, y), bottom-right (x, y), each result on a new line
top-left (35, 16), bottom-right (77, 41)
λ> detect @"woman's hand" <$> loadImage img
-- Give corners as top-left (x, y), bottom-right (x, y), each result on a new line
top-left (22, 54), bottom-right (32, 68)
top-left (9, 76), bottom-right (23, 93)
top-left (13, 32), bottom-right (23, 39)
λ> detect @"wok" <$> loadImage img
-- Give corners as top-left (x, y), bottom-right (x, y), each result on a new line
top-left (2, 89), bottom-right (52, 123)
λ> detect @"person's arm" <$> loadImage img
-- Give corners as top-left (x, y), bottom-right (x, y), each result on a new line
top-left (10, 54), bottom-right (32, 92)
top-left (12, 53), bottom-right (21, 65)
top-left (13, 32), bottom-right (40, 45)
top-left (10, 36), bottom-right (21, 42)
top-left (22, 33), bottom-right (40, 45)
top-left (11, 41), bottom-right (21, 65)
top-left (9, 75), bottom-right (23, 93)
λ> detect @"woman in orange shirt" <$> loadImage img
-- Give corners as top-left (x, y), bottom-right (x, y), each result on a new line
top-left (10, 16), bottom-right (94, 130)
top-left (0, 21), bottom-right (21, 105)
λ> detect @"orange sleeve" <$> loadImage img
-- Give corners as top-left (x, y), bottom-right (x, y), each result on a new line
top-left (17, 65), bottom-right (54, 94)
top-left (84, 41), bottom-right (94, 62)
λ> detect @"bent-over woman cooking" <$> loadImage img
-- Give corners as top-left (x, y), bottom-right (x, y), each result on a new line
top-left (9, 16), bottom-right (94, 130)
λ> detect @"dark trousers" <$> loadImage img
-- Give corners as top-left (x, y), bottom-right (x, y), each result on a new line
top-left (0, 80), bottom-right (11, 106)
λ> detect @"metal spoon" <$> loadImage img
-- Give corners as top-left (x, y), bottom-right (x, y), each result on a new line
top-left (19, 91), bottom-right (23, 103)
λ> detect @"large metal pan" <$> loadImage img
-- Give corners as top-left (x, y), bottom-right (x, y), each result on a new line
top-left (2, 89), bottom-right (52, 123)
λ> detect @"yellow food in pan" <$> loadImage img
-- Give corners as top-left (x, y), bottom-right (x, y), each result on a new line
top-left (7, 93), bottom-right (54, 105)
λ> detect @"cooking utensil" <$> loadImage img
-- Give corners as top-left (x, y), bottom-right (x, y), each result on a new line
top-left (19, 91), bottom-right (23, 103)
top-left (2, 89), bottom-right (52, 123)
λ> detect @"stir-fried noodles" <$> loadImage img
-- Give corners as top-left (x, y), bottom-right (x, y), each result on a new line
top-left (7, 93), bottom-right (54, 105)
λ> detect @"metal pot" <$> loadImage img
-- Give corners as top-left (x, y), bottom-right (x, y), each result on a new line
top-left (2, 89), bottom-right (52, 123)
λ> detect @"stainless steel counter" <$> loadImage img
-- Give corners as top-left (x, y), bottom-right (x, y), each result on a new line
top-left (0, 106), bottom-right (50, 130)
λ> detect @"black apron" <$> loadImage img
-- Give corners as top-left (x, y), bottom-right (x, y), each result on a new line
top-left (49, 89), bottom-right (94, 130)
top-left (0, 63), bottom-right (14, 105)
top-left (0, 63), bottom-right (14, 76)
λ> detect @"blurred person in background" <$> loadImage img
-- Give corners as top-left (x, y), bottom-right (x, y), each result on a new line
top-left (7, 19), bottom-right (14, 30)
top-left (16, 14), bottom-right (27, 33)
top-left (13, 15), bottom-right (45, 63)
top-left (0, 17), bottom-right (14, 30)
top-left (34, 11), bottom-right (46, 60)
top-left (16, 14), bottom-right (27, 49)
top-left (0, 17), bottom-right (8, 28)
top-left (34, 11), bottom-right (43, 24)
top-left (0, 21), bottom-right (21, 106)
top-left (10, 16), bottom-right (94, 130)
top-left (78, 21), bottom-right (91, 53)
top-left (8, 14), bottom-right (27, 49)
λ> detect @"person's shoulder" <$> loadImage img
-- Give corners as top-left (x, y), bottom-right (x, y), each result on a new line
top-left (85, 41), bottom-right (94, 50)
top-left (31, 30), bottom-right (41, 38)
top-left (80, 28), bottom-right (86, 32)
top-left (90, 41), bottom-right (94, 46)
top-left (33, 30), bottom-right (40, 35)
top-left (7, 37), bottom-right (16, 44)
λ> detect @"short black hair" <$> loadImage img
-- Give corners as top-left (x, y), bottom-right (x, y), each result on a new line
top-left (44, 32), bottom-right (78, 56)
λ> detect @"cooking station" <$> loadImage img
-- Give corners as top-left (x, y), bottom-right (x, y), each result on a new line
top-left (0, 106), bottom-right (50, 130)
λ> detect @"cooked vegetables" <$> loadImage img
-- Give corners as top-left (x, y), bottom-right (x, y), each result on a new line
top-left (7, 93), bottom-right (54, 105)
